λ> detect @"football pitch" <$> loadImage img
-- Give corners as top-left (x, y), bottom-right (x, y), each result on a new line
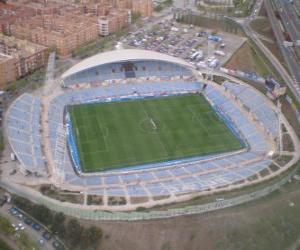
top-left (68, 94), bottom-right (244, 172)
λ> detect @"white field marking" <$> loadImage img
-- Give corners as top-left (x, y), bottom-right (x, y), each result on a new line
top-left (150, 118), bottom-right (157, 130)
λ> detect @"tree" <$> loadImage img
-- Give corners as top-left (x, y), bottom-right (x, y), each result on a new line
top-left (131, 11), bottom-right (141, 23)
top-left (0, 216), bottom-right (14, 234)
top-left (66, 219), bottom-right (82, 247)
top-left (32, 205), bottom-right (53, 227)
top-left (51, 212), bottom-right (66, 236)
top-left (154, 5), bottom-right (163, 12)
top-left (81, 226), bottom-right (103, 249)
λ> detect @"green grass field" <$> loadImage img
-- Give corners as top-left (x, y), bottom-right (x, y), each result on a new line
top-left (69, 94), bottom-right (243, 172)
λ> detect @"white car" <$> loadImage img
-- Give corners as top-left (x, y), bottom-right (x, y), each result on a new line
top-left (38, 239), bottom-right (45, 246)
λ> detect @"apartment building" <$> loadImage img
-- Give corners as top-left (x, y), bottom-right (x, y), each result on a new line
top-left (0, 2), bottom-right (35, 35)
top-left (10, 14), bottom-right (99, 57)
top-left (1, 0), bottom-right (153, 58)
top-left (115, 0), bottom-right (132, 9)
top-left (0, 34), bottom-right (48, 88)
top-left (0, 54), bottom-right (17, 88)
top-left (132, 0), bottom-right (153, 17)
top-left (98, 9), bottom-right (131, 36)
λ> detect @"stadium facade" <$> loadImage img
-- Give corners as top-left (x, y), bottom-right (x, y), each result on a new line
top-left (4, 49), bottom-right (300, 211)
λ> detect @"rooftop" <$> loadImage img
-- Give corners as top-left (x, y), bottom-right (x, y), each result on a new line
top-left (0, 34), bottom-right (47, 58)
top-left (62, 49), bottom-right (193, 79)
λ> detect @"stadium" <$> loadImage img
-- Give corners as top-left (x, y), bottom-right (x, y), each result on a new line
top-left (4, 49), bottom-right (300, 212)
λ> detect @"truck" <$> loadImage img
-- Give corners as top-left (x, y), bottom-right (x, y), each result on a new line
top-left (190, 52), bottom-right (199, 60)
top-left (195, 50), bottom-right (204, 61)
top-left (208, 59), bottom-right (220, 68)
top-left (208, 35), bottom-right (222, 42)
top-left (214, 50), bottom-right (226, 56)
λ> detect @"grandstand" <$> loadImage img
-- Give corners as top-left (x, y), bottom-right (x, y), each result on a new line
top-left (6, 94), bottom-right (46, 175)
top-left (61, 49), bottom-right (193, 87)
top-left (5, 49), bottom-right (298, 211)
top-left (48, 80), bottom-right (273, 197)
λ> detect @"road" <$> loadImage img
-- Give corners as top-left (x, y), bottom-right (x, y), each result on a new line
top-left (0, 203), bottom-right (53, 250)
top-left (273, 0), bottom-right (300, 57)
top-left (228, 0), bottom-right (300, 102)
top-left (172, 0), bottom-right (300, 102)
top-left (263, 0), bottom-right (300, 98)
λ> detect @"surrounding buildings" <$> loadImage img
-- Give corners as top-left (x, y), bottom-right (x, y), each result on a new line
top-left (132, 0), bottom-right (153, 17)
top-left (0, 0), bottom-right (153, 87)
top-left (10, 14), bottom-right (99, 57)
top-left (0, 54), bottom-right (17, 88)
top-left (0, 0), bottom-right (153, 58)
top-left (99, 9), bottom-right (131, 36)
top-left (0, 34), bottom-right (48, 88)
top-left (0, 2), bottom-right (35, 35)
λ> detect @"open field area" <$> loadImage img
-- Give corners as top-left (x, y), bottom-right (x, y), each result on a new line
top-left (88, 168), bottom-right (300, 250)
top-left (226, 41), bottom-right (279, 79)
top-left (69, 94), bottom-right (243, 172)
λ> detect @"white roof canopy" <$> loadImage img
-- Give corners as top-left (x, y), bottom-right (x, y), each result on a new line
top-left (61, 49), bottom-right (193, 79)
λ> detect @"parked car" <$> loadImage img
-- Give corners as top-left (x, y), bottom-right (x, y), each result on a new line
top-left (52, 241), bottom-right (64, 250)
top-left (24, 218), bottom-right (33, 225)
top-left (38, 239), bottom-right (45, 246)
top-left (42, 231), bottom-right (52, 241)
top-left (9, 207), bottom-right (18, 216)
top-left (32, 223), bottom-right (41, 231)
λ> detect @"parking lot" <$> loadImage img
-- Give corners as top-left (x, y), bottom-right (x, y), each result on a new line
top-left (121, 19), bottom-right (246, 69)
top-left (0, 202), bottom-right (64, 250)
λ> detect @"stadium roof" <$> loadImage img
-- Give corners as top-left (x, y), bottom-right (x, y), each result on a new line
top-left (61, 49), bottom-right (193, 79)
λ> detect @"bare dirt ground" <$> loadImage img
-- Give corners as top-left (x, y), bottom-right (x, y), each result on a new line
top-left (225, 41), bottom-right (277, 79)
top-left (226, 42), bottom-right (260, 71)
top-left (81, 177), bottom-right (300, 250)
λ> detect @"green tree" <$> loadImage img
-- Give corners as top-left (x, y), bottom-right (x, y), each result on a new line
top-left (81, 226), bottom-right (103, 249)
top-left (154, 4), bottom-right (163, 12)
top-left (66, 219), bottom-right (82, 247)
top-left (0, 216), bottom-right (14, 235)
top-left (32, 205), bottom-right (53, 227)
top-left (51, 212), bottom-right (66, 235)
top-left (132, 11), bottom-right (141, 23)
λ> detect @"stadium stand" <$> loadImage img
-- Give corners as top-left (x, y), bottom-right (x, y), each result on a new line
top-left (62, 61), bottom-right (192, 86)
top-left (7, 94), bottom-right (46, 175)
top-left (61, 49), bottom-right (194, 87)
top-left (47, 80), bottom-right (275, 198)
top-left (223, 82), bottom-right (279, 138)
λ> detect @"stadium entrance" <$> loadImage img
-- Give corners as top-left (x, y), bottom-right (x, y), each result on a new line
top-left (122, 62), bottom-right (136, 78)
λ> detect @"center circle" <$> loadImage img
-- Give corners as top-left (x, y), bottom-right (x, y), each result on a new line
top-left (140, 118), bottom-right (163, 134)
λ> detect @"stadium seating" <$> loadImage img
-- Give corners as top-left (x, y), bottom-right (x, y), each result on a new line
top-left (46, 80), bottom-right (275, 198)
top-left (63, 61), bottom-right (192, 86)
top-left (223, 82), bottom-right (279, 138)
top-left (7, 94), bottom-right (46, 174)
